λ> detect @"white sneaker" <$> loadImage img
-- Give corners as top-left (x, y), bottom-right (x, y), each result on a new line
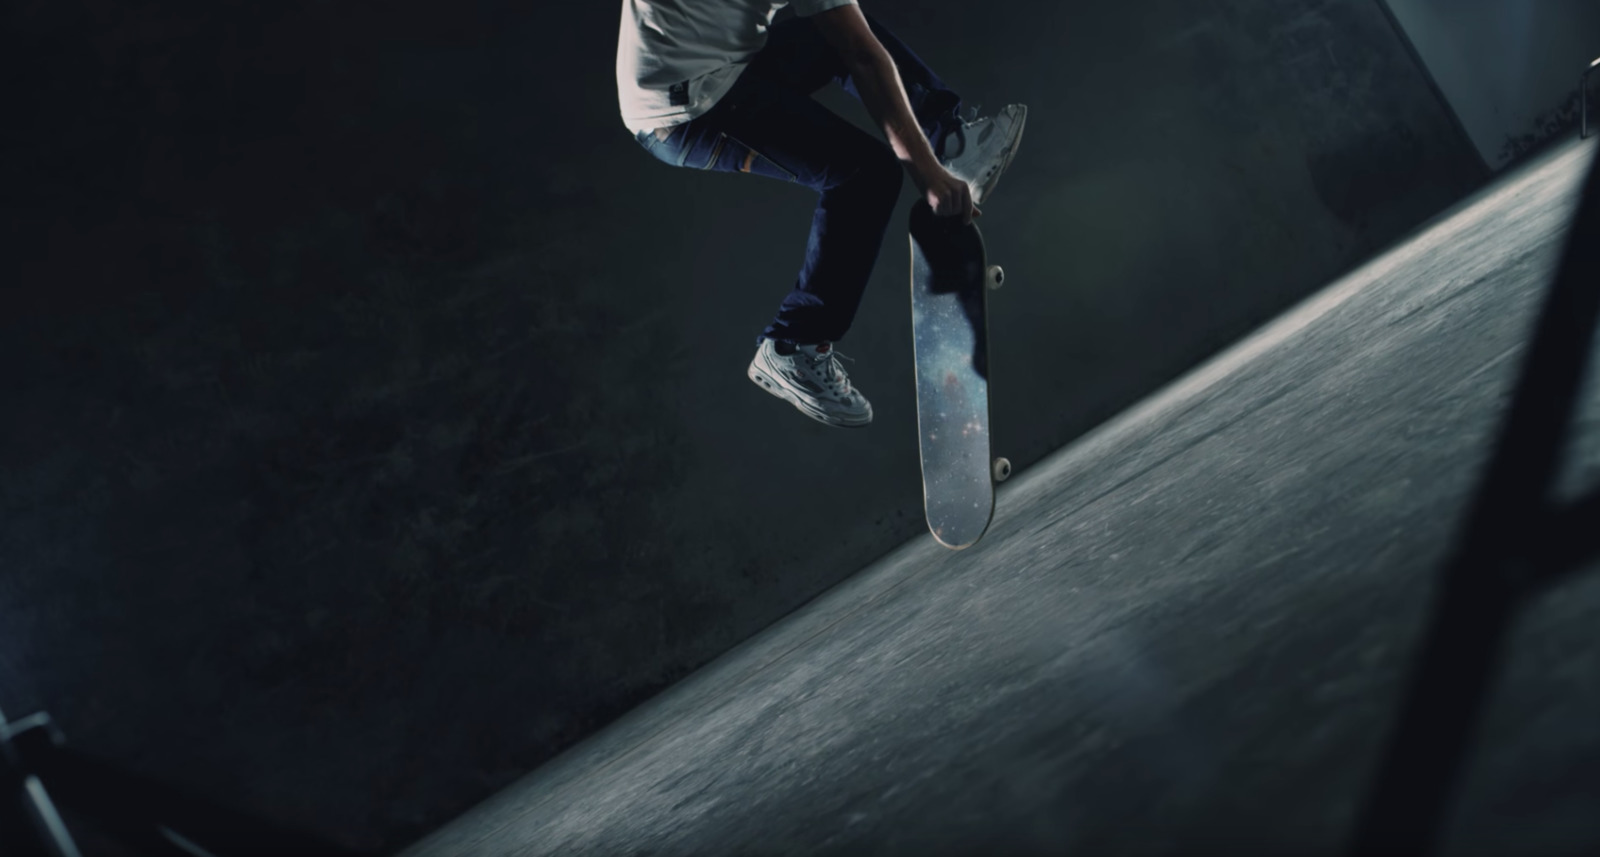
top-left (939, 104), bottom-right (1028, 206)
top-left (747, 339), bottom-right (873, 428)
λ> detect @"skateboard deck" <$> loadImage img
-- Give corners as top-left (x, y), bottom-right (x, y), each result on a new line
top-left (909, 200), bottom-right (1010, 550)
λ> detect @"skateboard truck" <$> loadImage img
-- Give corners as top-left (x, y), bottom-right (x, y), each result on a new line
top-left (986, 260), bottom-right (1008, 490)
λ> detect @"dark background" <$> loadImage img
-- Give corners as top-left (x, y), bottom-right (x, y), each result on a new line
top-left (2, 0), bottom-right (1491, 851)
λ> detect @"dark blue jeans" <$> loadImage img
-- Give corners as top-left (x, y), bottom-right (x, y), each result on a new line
top-left (634, 12), bottom-right (963, 346)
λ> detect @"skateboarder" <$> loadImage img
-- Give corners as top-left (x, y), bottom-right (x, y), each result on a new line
top-left (619, 0), bottom-right (1026, 427)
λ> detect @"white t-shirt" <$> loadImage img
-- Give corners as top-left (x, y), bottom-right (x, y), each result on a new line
top-left (616, 0), bottom-right (859, 134)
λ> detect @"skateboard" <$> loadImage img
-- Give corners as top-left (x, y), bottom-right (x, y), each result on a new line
top-left (908, 199), bottom-right (1011, 550)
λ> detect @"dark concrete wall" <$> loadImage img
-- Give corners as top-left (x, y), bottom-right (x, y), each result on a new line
top-left (0, 0), bottom-right (1482, 851)
top-left (1386, 0), bottom-right (1600, 167)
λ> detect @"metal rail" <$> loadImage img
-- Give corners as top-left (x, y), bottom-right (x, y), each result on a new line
top-left (4, 706), bottom-right (370, 857)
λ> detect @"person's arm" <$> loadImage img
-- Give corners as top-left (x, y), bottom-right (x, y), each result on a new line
top-left (811, 4), bottom-right (978, 222)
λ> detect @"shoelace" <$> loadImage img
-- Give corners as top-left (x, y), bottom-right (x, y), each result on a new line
top-left (804, 348), bottom-right (854, 394)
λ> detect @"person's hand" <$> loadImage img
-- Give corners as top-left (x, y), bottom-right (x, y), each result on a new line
top-left (913, 162), bottom-right (980, 224)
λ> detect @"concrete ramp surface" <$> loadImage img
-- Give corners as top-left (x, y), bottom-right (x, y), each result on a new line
top-left (404, 139), bottom-right (1600, 856)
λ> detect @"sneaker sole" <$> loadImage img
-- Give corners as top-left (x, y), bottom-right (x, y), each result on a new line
top-left (748, 363), bottom-right (872, 428)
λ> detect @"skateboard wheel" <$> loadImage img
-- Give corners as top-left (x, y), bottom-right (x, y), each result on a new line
top-left (986, 264), bottom-right (1004, 290)
top-left (992, 457), bottom-right (1012, 482)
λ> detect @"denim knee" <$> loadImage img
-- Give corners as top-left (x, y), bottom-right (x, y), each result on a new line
top-left (850, 144), bottom-right (903, 209)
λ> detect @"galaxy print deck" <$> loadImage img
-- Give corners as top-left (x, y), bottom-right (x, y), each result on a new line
top-left (909, 200), bottom-right (1011, 550)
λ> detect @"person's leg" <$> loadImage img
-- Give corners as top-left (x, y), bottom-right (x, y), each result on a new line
top-left (635, 66), bottom-right (902, 345)
top-left (631, 10), bottom-right (991, 344)
top-left (752, 13), bottom-right (1028, 202)
top-left (749, 13), bottom-right (966, 157)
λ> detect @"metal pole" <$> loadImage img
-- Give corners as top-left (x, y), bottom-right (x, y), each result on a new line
top-left (2, 710), bottom-right (82, 857)
top-left (1584, 57), bottom-right (1599, 140)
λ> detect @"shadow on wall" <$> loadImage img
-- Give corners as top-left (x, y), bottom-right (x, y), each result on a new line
top-left (1306, 126), bottom-right (1431, 228)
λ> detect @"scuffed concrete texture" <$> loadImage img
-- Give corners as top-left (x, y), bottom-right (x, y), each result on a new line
top-left (1, 0), bottom-right (1484, 851)
top-left (402, 139), bottom-right (1599, 857)
top-left (851, 0), bottom-right (1489, 512)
